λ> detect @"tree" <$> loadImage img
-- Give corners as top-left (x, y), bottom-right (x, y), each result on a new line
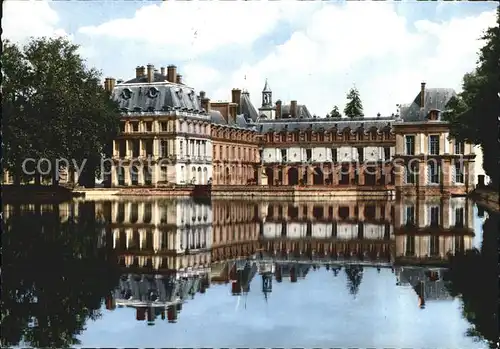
top-left (328, 105), bottom-right (342, 118)
top-left (344, 87), bottom-right (364, 118)
top-left (443, 6), bottom-right (500, 189)
top-left (2, 38), bottom-right (120, 187)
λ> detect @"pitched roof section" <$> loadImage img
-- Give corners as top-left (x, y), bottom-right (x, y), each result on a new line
top-left (240, 92), bottom-right (259, 122)
top-left (124, 73), bottom-right (169, 84)
top-left (400, 88), bottom-right (456, 122)
top-left (262, 79), bottom-right (271, 93)
top-left (280, 104), bottom-right (313, 119)
top-left (112, 83), bottom-right (201, 112)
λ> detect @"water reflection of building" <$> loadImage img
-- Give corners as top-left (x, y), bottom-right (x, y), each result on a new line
top-left (108, 199), bottom-right (212, 271)
top-left (394, 197), bottom-right (474, 265)
top-left (259, 201), bottom-right (395, 263)
top-left (395, 267), bottom-right (452, 308)
top-left (211, 200), bottom-right (260, 263)
top-left (103, 198), bottom-right (213, 324)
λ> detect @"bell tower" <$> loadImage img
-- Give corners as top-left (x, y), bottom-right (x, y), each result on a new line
top-left (262, 79), bottom-right (272, 107)
top-left (258, 79), bottom-right (276, 120)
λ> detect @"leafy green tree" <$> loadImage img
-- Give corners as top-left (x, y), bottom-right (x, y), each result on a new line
top-left (2, 38), bottom-right (120, 187)
top-left (328, 105), bottom-right (342, 118)
top-left (443, 6), bottom-right (499, 189)
top-left (344, 88), bottom-right (364, 118)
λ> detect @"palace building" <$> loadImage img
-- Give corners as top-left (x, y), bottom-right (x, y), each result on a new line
top-left (393, 82), bottom-right (486, 196)
top-left (255, 80), bottom-right (397, 187)
top-left (108, 64), bottom-right (213, 186)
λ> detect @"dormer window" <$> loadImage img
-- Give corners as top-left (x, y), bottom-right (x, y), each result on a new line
top-left (428, 109), bottom-right (440, 121)
top-left (121, 88), bottom-right (132, 100)
top-left (147, 87), bottom-right (159, 98)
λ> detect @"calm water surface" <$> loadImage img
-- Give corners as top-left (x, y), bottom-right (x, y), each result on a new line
top-left (2, 198), bottom-right (497, 348)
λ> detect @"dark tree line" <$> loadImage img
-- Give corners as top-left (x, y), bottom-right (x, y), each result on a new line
top-left (1, 202), bottom-right (121, 348)
top-left (443, 6), bottom-right (500, 189)
top-left (2, 37), bottom-right (120, 187)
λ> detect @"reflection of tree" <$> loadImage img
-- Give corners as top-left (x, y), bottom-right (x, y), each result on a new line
top-left (344, 265), bottom-right (364, 296)
top-left (1, 202), bottom-right (121, 348)
top-left (446, 211), bottom-right (499, 348)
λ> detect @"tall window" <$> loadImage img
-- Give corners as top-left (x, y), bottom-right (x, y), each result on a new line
top-left (331, 148), bottom-right (337, 162)
top-left (132, 140), bottom-right (140, 158)
top-left (455, 161), bottom-right (464, 183)
top-left (455, 141), bottom-right (464, 155)
top-left (357, 147), bottom-right (364, 162)
top-left (281, 149), bottom-right (287, 162)
top-left (161, 140), bottom-right (168, 157)
top-left (455, 207), bottom-right (464, 227)
top-left (405, 235), bottom-right (415, 256)
top-left (384, 147), bottom-right (391, 161)
top-left (429, 135), bottom-right (440, 155)
top-left (405, 206), bottom-right (415, 226)
top-left (405, 135), bottom-right (415, 155)
top-left (179, 141), bottom-right (184, 156)
top-left (405, 163), bottom-right (417, 184)
top-left (428, 161), bottom-right (440, 184)
top-left (161, 122), bottom-right (168, 132)
top-left (429, 206), bottom-right (440, 227)
top-left (119, 141), bottom-right (126, 157)
top-left (306, 149), bottom-right (312, 162)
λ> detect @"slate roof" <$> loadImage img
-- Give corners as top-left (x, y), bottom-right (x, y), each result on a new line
top-left (124, 72), bottom-right (169, 84)
top-left (209, 91), bottom-right (259, 130)
top-left (256, 116), bottom-right (398, 133)
top-left (112, 82), bottom-right (201, 113)
top-left (399, 88), bottom-right (456, 122)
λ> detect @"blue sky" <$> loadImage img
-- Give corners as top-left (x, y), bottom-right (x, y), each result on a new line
top-left (3, 1), bottom-right (497, 117)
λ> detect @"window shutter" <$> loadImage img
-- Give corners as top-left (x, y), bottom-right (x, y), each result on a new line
top-left (427, 163), bottom-right (431, 184)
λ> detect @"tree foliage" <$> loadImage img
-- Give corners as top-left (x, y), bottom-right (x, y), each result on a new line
top-left (2, 37), bottom-right (120, 187)
top-left (443, 7), bottom-right (500, 188)
top-left (327, 105), bottom-right (342, 118)
top-left (344, 88), bottom-right (364, 118)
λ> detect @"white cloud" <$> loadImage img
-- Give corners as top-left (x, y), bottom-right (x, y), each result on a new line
top-left (78, 2), bottom-right (319, 60)
top-left (203, 3), bottom-right (496, 117)
top-left (2, 0), bottom-right (71, 43)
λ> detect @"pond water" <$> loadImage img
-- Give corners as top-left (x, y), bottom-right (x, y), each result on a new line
top-left (2, 197), bottom-right (497, 348)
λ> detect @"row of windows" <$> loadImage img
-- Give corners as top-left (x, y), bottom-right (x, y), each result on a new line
top-left (276, 147), bottom-right (392, 162)
top-left (404, 206), bottom-right (465, 227)
top-left (405, 135), bottom-right (465, 155)
top-left (120, 121), bottom-right (209, 134)
top-left (214, 144), bottom-right (258, 162)
top-left (404, 162), bottom-right (465, 184)
top-left (265, 130), bottom-right (393, 143)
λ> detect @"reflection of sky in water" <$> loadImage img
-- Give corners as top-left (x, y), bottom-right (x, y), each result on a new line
top-left (472, 205), bottom-right (485, 250)
top-left (77, 268), bottom-right (479, 348)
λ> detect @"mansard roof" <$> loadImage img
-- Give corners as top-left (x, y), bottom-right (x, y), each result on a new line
top-left (209, 110), bottom-right (257, 131)
top-left (281, 104), bottom-right (313, 119)
top-left (400, 88), bottom-right (456, 122)
top-left (112, 82), bottom-right (201, 113)
top-left (257, 116), bottom-right (397, 133)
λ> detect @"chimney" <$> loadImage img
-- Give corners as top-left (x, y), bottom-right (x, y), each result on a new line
top-left (290, 100), bottom-right (297, 118)
top-left (199, 91), bottom-right (206, 99)
top-left (135, 66), bottom-right (142, 78)
top-left (147, 64), bottom-right (154, 83)
top-left (420, 82), bottom-right (426, 109)
top-left (104, 78), bottom-right (110, 92)
top-left (275, 100), bottom-right (282, 119)
top-left (138, 66), bottom-right (146, 78)
top-left (229, 103), bottom-right (238, 122)
top-left (201, 96), bottom-right (211, 112)
top-left (167, 65), bottom-right (177, 83)
top-left (231, 88), bottom-right (242, 114)
top-left (109, 77), bottom-right (116, 91)
top-left (160, 66), bottom-right (165, 76)
top-left (176, 74), bottom-right (183, 84)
